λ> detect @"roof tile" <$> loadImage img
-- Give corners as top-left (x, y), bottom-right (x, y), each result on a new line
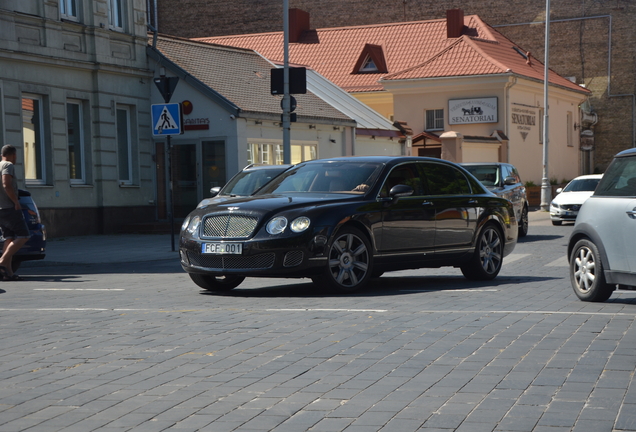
top-left (195, 14), bottom-right (588, 94)
top-left (152, 35), bottom-right (353, 121)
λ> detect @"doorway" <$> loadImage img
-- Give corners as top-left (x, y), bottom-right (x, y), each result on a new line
top-left (172, 143), bottom-right (197, 218)
top-left (155, 139), bottom-right (227, 220)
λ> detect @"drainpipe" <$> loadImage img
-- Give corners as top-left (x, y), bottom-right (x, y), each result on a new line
top-left (504, 75), bottom-right (517, 162)
top-left (154, 0), bottom-right (158, 33)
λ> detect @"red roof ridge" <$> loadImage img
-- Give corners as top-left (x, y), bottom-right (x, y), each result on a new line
top-left (465, 15), bottom-right (498, 42)
top-left (382, 35), bottom-right (507, 81)
top-left (461, 36), bottom-right (510, 72)
top-left (194, 15), bottom-right (488, 41)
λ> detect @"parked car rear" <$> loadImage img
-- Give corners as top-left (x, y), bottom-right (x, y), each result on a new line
top-left (461, 163), bottom-right (529, 237)
top-left (0, 190), bottom-right (46, 272)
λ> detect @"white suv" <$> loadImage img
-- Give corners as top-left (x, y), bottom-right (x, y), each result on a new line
top-left (568, 148), bottom-right (636, 301)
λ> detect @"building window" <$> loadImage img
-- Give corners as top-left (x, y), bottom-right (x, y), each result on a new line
top-left (248, 143), bottom-right (316, 165)
top-left (60, 0), bottom-right (78, 19)
top-left (247, 143), bottom-right (285, 165)
top-left (109, 0), bottom-right (124, 30)
top-left (360, 56), bottom-right (378, 73)
top-left (67, 100), bottom-right (85, 183)
top-left (425, 109), bottom-right (444, 131)
top-left (116, 106), bottom-right (132, 184)
top-left (291, 144), bottom-right (317, 164)
top-left (567, 111), bottom-right (573, 147)
top-left (22, 94), bottom-right (46, 184)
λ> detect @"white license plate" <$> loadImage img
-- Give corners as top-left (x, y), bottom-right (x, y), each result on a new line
top-left (201, 242), bottom-right (243, 255)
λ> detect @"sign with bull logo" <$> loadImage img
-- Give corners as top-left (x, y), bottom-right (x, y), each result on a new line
top-left (448, 97), bottom-right (498, 125)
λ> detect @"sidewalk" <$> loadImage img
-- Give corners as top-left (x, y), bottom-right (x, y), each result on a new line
top-left (24, 209), bottom-right (552, 267)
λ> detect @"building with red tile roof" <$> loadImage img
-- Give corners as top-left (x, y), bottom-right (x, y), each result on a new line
top-left (196, 8), bottom-right (591, 185)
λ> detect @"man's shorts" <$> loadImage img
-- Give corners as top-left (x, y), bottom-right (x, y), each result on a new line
top-left (0, 208), bottom-right (30, 239)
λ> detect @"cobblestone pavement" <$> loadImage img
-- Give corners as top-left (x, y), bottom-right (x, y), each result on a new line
top-left (1, 211), bottom-right (636, 432)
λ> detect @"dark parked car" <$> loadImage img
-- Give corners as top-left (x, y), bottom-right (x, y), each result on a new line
top-left (568, 148), bottom-right (636, 302)
top-left (0, 190), bottom-right (46, 272)
top-left (461, 162), bottom-right (529, 237)
top-left (180, 157), bottom-right (518, 292)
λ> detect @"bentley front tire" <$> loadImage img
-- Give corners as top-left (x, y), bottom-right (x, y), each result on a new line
top-left (314, 226), bottom-right (372, 292)
top-left (189, 274), bottom-right (245, 291)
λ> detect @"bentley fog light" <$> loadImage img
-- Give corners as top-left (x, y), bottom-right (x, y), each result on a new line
top-left (266, 216), bottom-right (288, 235)
top-left (290, 216), bottom-right (310, 233)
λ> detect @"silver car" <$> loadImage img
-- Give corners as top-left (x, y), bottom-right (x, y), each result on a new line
top-left (568, 148), bottom-right (636, 301)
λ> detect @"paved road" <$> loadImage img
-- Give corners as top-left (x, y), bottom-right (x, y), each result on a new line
top-left (2, 211), bottom-right (636, 432)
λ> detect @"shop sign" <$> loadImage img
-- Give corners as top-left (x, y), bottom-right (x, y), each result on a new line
top-left (184, 118), bottom-right (210, 131)
top-left (449, 97), bottom-right (498, 124)
top-left (180, 100), bottom-right (210, 131)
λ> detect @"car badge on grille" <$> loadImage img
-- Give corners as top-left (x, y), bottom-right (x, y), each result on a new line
top-left (227, 207), bottom-right (240, 211)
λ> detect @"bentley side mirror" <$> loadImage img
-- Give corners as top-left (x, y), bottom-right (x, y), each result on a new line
top-left (389, 184), bottom-right (414, 199)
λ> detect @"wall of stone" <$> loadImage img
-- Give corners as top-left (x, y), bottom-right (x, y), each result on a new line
top-left (156, 0), bottom-right (635, 172)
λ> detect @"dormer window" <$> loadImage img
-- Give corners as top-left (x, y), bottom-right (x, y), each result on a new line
top-left (360, 56), bottom-right (378, 72)
top-left (352, 44), bottom-right (387, 74)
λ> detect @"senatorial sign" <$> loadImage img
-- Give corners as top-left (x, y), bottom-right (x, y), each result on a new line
top-left (449, 97), bottom-right (498, 125)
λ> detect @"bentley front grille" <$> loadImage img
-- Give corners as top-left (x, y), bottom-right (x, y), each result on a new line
top-left (187, 251), bottom-right (275, 270)
top-left (202, 214), bottom-right (258, 238)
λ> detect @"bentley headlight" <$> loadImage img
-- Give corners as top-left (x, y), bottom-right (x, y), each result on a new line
top-left (266, 216), bottom-right (287, 235)
top-left (290, 216), bottom-right (310, 233)
top-left (181, 215), bottom-right (191, 232)
top-left (187, 215), bottom-right (201, 236)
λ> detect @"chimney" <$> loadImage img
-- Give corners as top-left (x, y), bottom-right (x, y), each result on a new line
top-left (289, 8), bottom-right (310, 43)
top-left (446, 8), bottom-right (464, 38)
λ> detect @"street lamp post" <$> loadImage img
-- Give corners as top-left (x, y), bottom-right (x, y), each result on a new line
top-left (282, 0), bottom-right (291, 164)
top-left (540, 0), bottom-right (552, 211)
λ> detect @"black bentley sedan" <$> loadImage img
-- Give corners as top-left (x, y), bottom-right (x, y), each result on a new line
top-left (180, 156), bottom-right (518, 292)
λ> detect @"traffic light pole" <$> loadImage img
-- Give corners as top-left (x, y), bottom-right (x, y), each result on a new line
top-left (282, 0), bottom-right (291, 164)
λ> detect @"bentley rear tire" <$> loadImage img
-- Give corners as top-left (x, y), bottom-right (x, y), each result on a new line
top-left (518, 205), bottom-right (529, 237)
top-left (461, 224), bottom-right (503, 281)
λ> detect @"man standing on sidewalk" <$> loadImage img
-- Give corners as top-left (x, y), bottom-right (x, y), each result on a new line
top-left (0, 145), bottom-right (30, 280)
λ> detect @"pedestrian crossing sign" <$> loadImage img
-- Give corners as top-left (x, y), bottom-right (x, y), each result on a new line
top-left (152, 103), bottom-right (182, 136)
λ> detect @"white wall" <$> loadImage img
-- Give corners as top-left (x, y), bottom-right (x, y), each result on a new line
top-left (381, 75), bottom-right (588, 184)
